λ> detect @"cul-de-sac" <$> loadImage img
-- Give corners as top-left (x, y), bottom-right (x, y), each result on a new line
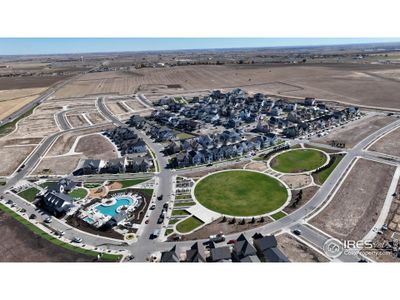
top-left (1, 42), bottom-right (400, 262)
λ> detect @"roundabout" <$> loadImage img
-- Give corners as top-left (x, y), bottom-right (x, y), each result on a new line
top-left (269, 148), bottom-right (329, 174)
top-left (193, 170), bottom-right (289, 217)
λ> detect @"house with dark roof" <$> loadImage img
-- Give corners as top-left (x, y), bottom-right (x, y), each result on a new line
top-left (161, 245), bottom-right (180, 263)
top-left (185, 242), bottom-right (206, 262)
top-left (232, 234), bottom-right (257, 261)
top-left (40, 190), bottom-right (74, 217)
top-left (210, 246), bottom-right (232, 262)
top-left (73, 159), bottom-right (104, 176)
top-left (253, 234), bottom-right (289, 263)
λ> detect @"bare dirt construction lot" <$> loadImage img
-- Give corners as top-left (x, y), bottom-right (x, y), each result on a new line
top-left (312, 114), bottom-right (396, 148)
top-left (276, 233), bottom-right (329, 262)
top-left (33, 154), bottom-right (82, 176)
top-left (171, 217), bottom-right (271, 241)
top-left (0, 210), bottom-right (96, 262)
top-left (310, 158), bottom-right (395, 241)
top-left (281, 174), bottom-right (312, 189)
top-left (75, 134), bottom-right (118, 159)
top-left (53, 64), bottom-right (400, 110)
top-left (0, 144), bottom-right (35, 176)
top-left (369, 126), bottom-right (400, 157)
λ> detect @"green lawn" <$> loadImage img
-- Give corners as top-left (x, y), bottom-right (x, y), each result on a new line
top-left (38, 181), bottom-right (57, 189)
top-left (165, 229), bottom-right (174, 236)
top-left (0, 203), bottom-right (121, 261)
top-left (171, 209), bottom-right (190, 216)
top-left (84, 182), bottom-right (103, 188)
top-left (313, 155), bottom-right (344, 185)
top-left (68, 188), bottom-right (88, 200)
top-left (271, 149), bottom-right (327, 173)
top-left (176, 216), bottom-right (204, 233)
top-left (18, 187), bottom-right (40, 202)
top-left (176, 132), bottom-right (194, 140)
top-left (271, 211), bottom-right (287, 220)
top-left (175, 194), bottom-right (191, 200)
top-left (174, 202), bottom-right (195, 207)
top-left (194, 170), bottom-right (288, 216)
top-left (114, 178), bottom-right (150, 189)
top-left (168, 218), bottom-right (180, 225)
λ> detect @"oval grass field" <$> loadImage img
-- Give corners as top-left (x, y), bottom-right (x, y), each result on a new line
top-left (271, 149), bottom-right (327, 173)
top-left (194, 170), bottom-right (288, 216)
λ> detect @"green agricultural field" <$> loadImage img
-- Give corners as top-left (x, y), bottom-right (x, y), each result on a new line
top-left (313, 155), bottom-right (344, 185)
top-left (69, 188), bottom-right (88, 200)
top-left (18, 187), bottom-right (40, 202)
top-left (176, 216), bottom-right (204, 233)
top-left (194, 170), bottom-right (288, 216)
top-left (271, 149), bottom-right (327, 173)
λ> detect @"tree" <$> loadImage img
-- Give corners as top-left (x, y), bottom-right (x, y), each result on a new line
top-left (259, 217), bottom-right (264, 223)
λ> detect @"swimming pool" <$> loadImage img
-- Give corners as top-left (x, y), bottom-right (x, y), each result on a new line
top-left (84, 217), bottom-right (94, 224)
top-left (96, 197), bottom-right (133, 217)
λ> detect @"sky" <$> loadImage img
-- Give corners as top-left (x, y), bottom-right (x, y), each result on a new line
top-left (1, 38), bottom-right (400, 56)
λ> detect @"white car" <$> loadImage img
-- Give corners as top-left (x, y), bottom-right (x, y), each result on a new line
top-left (72, 237), bottom-right (83, 243)
top-left (44, 216), bottom-right (52, 223)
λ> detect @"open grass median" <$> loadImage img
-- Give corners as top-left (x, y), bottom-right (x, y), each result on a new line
top-left (271, 149), bottom-right (327, 173)
top-left (176, 216), bottom-right (204, 233)
top-left (313, 154), bottom-right (344, 185)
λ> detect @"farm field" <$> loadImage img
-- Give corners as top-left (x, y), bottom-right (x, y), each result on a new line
top-left (51, 64), bottom-right (400, 110)
top-left (369, 126), bottom-right (400, 157)
top-left (310, 158), bottom-right (396, 241)
top-left (271, 149), bottom-right (327, 173)
top-left (194, 170), bottom-right (288, 216)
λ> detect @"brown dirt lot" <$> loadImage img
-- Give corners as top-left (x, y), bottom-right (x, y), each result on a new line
top-left (369, 126), bottom-right (400, 157)
top-left (52, 65), bottom-right (400, 109)
top-left (281, 174), bottom-right (312, 189)
top-left (67, 114), bottom-right (89, 128)
top-left (312, 115), bottom-right (396, 148)
top-left (124, 100), bottom-right (147, 111)
top-left (310, 158), bottom-right (396, 241)
top-left (171, 216), bottom-right (272, 241)
top-left (32, 154), bottom-right (82, 175)
top-left (276, 233), bottom-right (329, 262)
top-left (87, 112), bottom-right (106, 124)
top-left (244, 161), bottom-right (268, 172)
top-left (0, 145), bottom-right (35, 176)
top-left (0, 210), bottom-right (97, 262)
top-left (75, 134), bottom-right (118, 159)
top-left (47, 125), bottom-right (114, 156)
top-left (284, 186), bottom-right (319, 214)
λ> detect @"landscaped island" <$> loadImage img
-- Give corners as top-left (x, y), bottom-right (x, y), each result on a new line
top-left (194, 170), bottom-right (288, 216)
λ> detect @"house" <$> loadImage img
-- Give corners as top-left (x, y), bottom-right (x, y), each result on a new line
top-left (271, 107), bottom-right (283, 116)
top-left (186, 242), bottom-right (206, 262)
top-left (39, 190), bottom-right (74, 217)
top-left (304, 97), bottom-right (316, 106)
top-left (101, 157), bottom-right (127, 174)
top-left (128, 115), bottom-right (146, 128)
top-left (253, 234), bottom-right (289, 263)
top-left (240, 255), bottom-right (261, 262)
top-left (127, 157), bottom-right (152, 173)
top-left (47, 178), bottom-right (76, 194)
top-left (73, 159), bottom-right (104, 176)
top-left (232, 234), bottom-right (257, 261)
top-left (210, 246), bottom-right (232, 262)
top-left (160, 245), bottom-right (180, 263)
top-left (164, 141), bottom-right (182, 155)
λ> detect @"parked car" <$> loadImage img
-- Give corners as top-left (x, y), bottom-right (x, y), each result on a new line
top-left (29, 214), bottom-right (37, 220)
top-left (227, 239), bottom-right (236, 245)
top-left (157, 194), bottom-right (163, 201)
top-left (150, 204), bottom-right (156, 210)
top-left (163, 203), bottom-right (168, 209)
top-left (209, 233), bottom-right (225, 243)
top-left (150, 229), bottom-right (160, 239)
top-left (44, 216), bottom-right (52, 223)
top-left (145, 219), bottom-right (150, 224)
top-left (72, 237), bottom-right (82, 243)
